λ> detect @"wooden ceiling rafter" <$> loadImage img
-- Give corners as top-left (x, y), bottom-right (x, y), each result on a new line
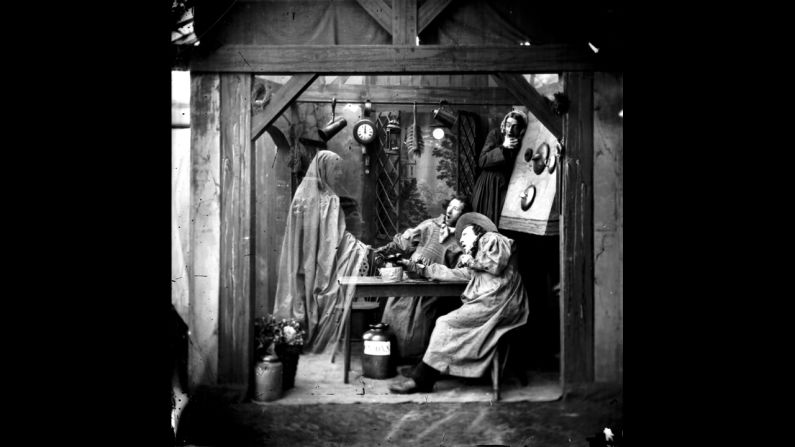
top-left (355, 0), bottom-right (453, 39)
top-left (191, 44), bottom-right (600, 73)
top-left (296, 84), bottom-right (524, 106)
top-left (355, 0), bottom-right (393, 35)
top-left (417, 0), bottom-right (453, 33)
top-left (244, 1), bottom-right (584, 142)
top-left (250, 73), bottom-right (319, 142)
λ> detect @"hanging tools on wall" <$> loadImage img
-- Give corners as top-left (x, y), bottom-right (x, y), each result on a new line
top-left (318, 97), bottom-right (347, 141)
top-left (432, 99), bottom-right (458, 128)
top-left (385, 113), bottom-right (401, 154)
top-left (404, 101), bottom-right (423, 159)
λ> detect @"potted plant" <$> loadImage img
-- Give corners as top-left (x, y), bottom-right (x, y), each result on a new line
top-left (254, 315), bottom-right (305, 391)
top-left (254, 315), bottom-right (278, 360)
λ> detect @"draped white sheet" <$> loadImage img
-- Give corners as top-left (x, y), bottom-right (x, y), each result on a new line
top-left (273, 150), bottom-right (370, 354)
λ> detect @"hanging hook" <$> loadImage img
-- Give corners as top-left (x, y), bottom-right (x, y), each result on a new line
top-left (364, 98), bottom-right (372, 116)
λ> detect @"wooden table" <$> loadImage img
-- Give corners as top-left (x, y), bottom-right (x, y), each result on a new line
top-left (336, 276), bottom-right (468, 383)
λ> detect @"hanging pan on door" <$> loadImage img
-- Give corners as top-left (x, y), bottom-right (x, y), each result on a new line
top-left (531, 142), bottom-right (550, 175)
top-left (519, 184), bottom-right (537, 211)
top-left (547, 140), bottom-right (560, 174)
top-left (524, 141), bottom-right (561, 175)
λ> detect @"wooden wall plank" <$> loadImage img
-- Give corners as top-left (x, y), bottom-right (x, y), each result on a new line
top-left (492, 73), bottom-right (563, 139)
top-left (189, 45), bottom-right (600, 73)
top-left (392, 0), bottom-right (417, 45)
top-left (251, 74), bottom-right (319, 142)
top-left (560, 71), bottom-right (595, 385)
top-left (468, 74), bottom-right (488, 88)
top-left (355, 0), bottom-right (393, 35)
top-left (254, 125), bottom-right (292, 319)
top-left (254, 135), bottom-right (269, 319)
top-left (593, 72), bottom-right (623, 383)
top-left (189, 73), bottom-right (221, 389)
top-left (418, 0), bottom-right (452, 33)
top-left (296, 84), bottom-right (520, 105)
top-left (219, 73), bottom-right (253, 386)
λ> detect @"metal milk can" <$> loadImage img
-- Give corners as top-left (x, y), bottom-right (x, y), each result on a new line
top-left (362, 323), bottom-right (395, 379)
top-left (254, 354), bottom-right (283, 402)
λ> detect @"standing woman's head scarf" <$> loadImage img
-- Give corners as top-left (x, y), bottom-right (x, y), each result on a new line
top-left (500, 110), bottom-right (529, 140)
top-left (298, 149), bottom-right (342, 196)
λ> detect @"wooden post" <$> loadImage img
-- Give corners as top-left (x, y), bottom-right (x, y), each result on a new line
top-left (560, 72), bottom-right (595, 386)
top-left (392, 0), bottom-right (417, 45)
top-left (254, 125), bottom-right (292, 317)
top-left (189, 73), bottom-right (221, 389)
top-left (218, 73), bottom-right (252, 387)
top-left (593, 72), bottom-right (623, 383)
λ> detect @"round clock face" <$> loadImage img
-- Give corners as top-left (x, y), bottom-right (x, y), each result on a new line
top-left (353, 120), bottom-right (376, 145)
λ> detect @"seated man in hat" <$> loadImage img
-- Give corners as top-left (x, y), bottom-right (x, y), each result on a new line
top-left (372, 195), bottom-right (472, 364)
top-left (388, 212), bottom-right (530, 394)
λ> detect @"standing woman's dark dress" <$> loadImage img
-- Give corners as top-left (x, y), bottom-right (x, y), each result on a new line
top-left (471, 111), bottom-right (528, 226)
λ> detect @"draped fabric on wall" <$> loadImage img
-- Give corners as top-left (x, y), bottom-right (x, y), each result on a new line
top-left (194, 0), bottom-right (391, 47)
top-left (171, 128), bottom-right (192, 322)
top-left (419, 0), bottom-right (616, 47)
top-left (194, 0), bottom-right (579, 48)
top-left (193, 0), bottom-right (620, 54)
top-left (419, 0), bottom-right (532, 45)
top-left (171, 204), bottom-right (190, 319)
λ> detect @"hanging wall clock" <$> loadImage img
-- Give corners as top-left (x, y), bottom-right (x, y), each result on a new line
top-left (353, 118), bottom-right (377, 145)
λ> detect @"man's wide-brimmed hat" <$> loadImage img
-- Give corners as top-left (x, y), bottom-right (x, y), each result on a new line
top-left (455, 212), bottom-right (498, 242)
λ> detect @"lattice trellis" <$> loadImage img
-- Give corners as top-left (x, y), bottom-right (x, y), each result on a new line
top-left (374, 111), bottom-right (401, 242)
top-left (456, 111), bottom-right (479, 196)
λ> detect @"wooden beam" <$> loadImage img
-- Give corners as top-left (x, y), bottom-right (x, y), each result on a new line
top-left (560, 71), bottom-right (595, 386)
top-left (355, 0), bottom-right (393, 35)
top-left (189, 73), bottom-right (221, 389)
top-left (418, 0), bottom-right (452, 33)
top-left (296, 84), bottom-right (521, 105)
top-left (219, 73), bottom-right (253, 387)
top-left (492, 73), bottom-right (563, 140)
top-left (250, 74), bottom-right (319, 142)
top-left (189, 45), bottom-right (600, 73)
top-left (392, 0), bottom-right (417, 45)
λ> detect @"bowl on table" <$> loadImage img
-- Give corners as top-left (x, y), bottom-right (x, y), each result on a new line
top-left (378, 266), bottom-right (403, 282)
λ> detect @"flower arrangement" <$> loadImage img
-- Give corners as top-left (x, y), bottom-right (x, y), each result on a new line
top-left (254, 315), bottom-right (306, 359)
